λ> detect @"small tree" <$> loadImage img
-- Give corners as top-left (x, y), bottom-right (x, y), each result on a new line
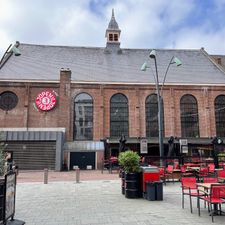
top-left (118, 150), bottom-right (140, 173)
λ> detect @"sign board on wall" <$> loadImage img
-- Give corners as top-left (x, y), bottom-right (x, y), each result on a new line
top-left (35, 90), bottom-right (57, 111)
top-left (140, 139), bottom-right (148, 154)
top-left (5, 173), bottom-right (16, 221)
top-left (179, 139), bottom-right (188, 154)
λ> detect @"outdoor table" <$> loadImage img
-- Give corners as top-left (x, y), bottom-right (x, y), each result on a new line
top-left (197, 182), bottom-right (222, 190)
top-left (186, 167), bottom-right (200, 177)
top-left (185, 163), bottom-right (201, 167)
top-left (187, 166), bottom-right (200, 171)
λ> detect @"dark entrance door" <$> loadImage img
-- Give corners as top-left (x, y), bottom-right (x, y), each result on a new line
top-left (70, 152), bottom-right (95, 170)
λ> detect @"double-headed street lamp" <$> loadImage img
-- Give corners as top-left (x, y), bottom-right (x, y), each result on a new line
top-left (141, 50), bottom-right (182, 161)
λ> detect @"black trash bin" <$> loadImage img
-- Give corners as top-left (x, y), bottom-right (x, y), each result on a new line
top-left (145, 181), bottom-right (156, 201)
top-left (145, 181), bottom-right (163, 201)
top-left (155, 181), bottom-right (163, 200)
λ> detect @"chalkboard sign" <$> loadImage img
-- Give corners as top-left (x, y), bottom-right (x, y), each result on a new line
top-left (5, 172), bottom-right (16, 221)
top-left (0, 179), bottom-right (5, 223)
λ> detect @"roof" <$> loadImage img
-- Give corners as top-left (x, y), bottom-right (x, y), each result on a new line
top-left (0, 43), bottom-right (225, 85)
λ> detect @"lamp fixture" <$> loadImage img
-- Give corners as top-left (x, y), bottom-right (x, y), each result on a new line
top-left (141, 62), bottom-right (148, 71)
top-left (149, 50), bottom-right (156, 58)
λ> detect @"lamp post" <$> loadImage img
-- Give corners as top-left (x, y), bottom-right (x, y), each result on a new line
top-left (141, 50), bottom-right (181, 162)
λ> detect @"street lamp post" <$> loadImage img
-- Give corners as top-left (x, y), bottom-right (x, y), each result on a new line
top-left (141, 50), bottom-right (181, 163)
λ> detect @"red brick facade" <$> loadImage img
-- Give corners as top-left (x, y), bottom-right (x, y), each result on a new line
top-left (1, 73), bottom-right (224, 140)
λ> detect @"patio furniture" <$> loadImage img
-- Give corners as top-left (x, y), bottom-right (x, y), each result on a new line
top-left (217, 169), bottom-right (225, 183)
top-left (197, 183), bottom-right (225, 222)
top-left (203, 177), bottom-right (219, 183)
top-left (181, 177), bottom-right (204, 213)
top-left (208, 163), bottom-right (215, 175)
top-left (197, 167), bottom-right (209, 182)
top-left (159, 167), bottom-right (166, 184)
top-left (165, 165), bottom-right (175, 183)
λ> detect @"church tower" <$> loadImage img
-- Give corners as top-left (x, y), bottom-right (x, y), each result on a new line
top-left (105, 9), bottom-right (121, 50)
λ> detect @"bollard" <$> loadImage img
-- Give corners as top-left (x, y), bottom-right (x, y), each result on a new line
top-left (75, 168), bottom-right (80, 183)
top-left (44, 168), bottom-right (48, 184)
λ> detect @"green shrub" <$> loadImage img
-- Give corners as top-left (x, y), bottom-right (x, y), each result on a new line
top-left (118, 150), bottom-right (140, 173)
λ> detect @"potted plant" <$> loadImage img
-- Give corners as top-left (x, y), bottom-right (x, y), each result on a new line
top-left (118, 150), bottom-right (141, 198)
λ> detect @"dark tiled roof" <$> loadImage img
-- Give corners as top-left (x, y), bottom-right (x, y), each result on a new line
top-left (0, 43), bottom-right (225, 85)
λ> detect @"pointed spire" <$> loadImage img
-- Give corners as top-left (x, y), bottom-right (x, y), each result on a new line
top-left (105, 9), bottom-right (121, 51)
top-left (108, 8), bottom-right (119, 30)
top-left (112, 8), bottom-right (115, 18)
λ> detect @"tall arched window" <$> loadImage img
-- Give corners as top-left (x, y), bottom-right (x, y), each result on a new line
top-left (145, 94), bottom-right (164, 137)
top-left (110, 93), bottom-right (129, 137)
top-left (74, 93), bottom-right (93, 140)
top-left (180, 94), bottom-right (199, 137)
top-left (215, 95), bottom-right (225, 137)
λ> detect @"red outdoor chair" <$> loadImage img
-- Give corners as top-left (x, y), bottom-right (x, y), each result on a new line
top-left (217, 169), bottom-right (225, 182)
top-left (198, 167), bottom-right (209, 181)
top-left (165, 165), bottom-right (174, 183)
top-left (181, 177), bottom-right (204, 213)
top-left (198, 184), bottom-right (225, 222)
top-left (159, 167), bottom-right (166, 184)
top-left (217, 169), bottom-right (225, 177)
top-left (208, 163), bottom-right (215, 175)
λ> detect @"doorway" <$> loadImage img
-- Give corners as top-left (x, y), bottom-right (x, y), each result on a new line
top-left (70, 152), bottom-right (95, 170)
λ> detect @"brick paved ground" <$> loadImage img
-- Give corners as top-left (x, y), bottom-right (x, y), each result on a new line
top-left (14, 180), bottom-right (225, 225)
top-left (12, 170), bottom-right (225, 225)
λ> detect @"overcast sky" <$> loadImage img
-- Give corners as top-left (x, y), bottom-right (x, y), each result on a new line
top-left (1, 0), bottom-right (225, 57)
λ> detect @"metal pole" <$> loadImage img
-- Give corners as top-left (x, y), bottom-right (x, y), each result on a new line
top-left (153, 57), bottom-right (164, 163)
top-left (44, 168), bottom-right (48, 184)
top-left (76, 168), bottom-right (80, 183)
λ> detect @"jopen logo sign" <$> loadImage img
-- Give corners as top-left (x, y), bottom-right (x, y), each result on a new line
top-left (35, 90), bottom-right (57, 111)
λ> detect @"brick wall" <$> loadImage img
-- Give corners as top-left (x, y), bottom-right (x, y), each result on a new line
top-left (1, 79), bottom-right (225, 141)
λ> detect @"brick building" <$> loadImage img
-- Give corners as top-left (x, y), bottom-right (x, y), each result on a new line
top-left (0, 10), bottom-right (225, 170)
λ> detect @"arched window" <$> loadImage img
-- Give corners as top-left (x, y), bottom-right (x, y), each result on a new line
top-left (180, 94), bottom-right (199, 137)
top-left (74, 93), bottom-right (93, 140)
top-left (215, 95), bottom-right (225, 137)
top-left (110, 94), bottom-right (129, 137)
top-left (145, 94), bottom-right (164, 137)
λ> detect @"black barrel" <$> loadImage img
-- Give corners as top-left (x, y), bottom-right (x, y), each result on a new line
top-left (121, 170), bottom-right (125, 195)
top-left (125, 172), bottom-right (141, 198)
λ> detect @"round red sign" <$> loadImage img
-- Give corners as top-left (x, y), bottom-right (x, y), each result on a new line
top-left (35, 90), bottom-right (57, 111)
